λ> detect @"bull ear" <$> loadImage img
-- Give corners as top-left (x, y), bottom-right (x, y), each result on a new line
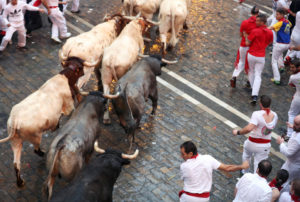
top-left (122, 159), bottom-right (131, 165)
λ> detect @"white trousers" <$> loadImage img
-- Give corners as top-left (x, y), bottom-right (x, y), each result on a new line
top-left (0, 24), bottom-right (26, 51)
top-left (242, 139), bottom-right (270, 173)
top-left (247, 53), bottom-right (265, 96)
top-left (285, 31), bottom-right (300, 59)
top-left (272, 43), bottom-right (290, 81)
top-left (180, 194), bottom-right (209, 202)
top-left (232, 46), bottom-right (249, 77)
top-left (48, 8), bottom-right (68, 38)
top-left (70, 0), bottom-right (80, 12)
top-left (287, 97), bottom-right (300, 137)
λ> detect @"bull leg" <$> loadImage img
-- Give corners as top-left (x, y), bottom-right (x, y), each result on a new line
top-left (11, 139), bottom-right (25, 187)
top-left (149, 88), bottom-right (158, 115)
top-left (94, 65), bottom-right (103, 91)
top-left (183, 20), bottom-right (188, 30)
top-left (33, 134), bottom-right (45, 157)
top-left (103, 99), bottom-right (111, 125)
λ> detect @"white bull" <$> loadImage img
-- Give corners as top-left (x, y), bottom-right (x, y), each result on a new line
top-left (59, 15), bottom-right (128, 89)
top-left (0, 58), bottom-right (84, 188)
top-left (159, 0), bottom-right (189, 53)
top-left (122, 0), bottom-right (162, 20)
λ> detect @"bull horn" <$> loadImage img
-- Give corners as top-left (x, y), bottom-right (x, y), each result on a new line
top-left (103, 13), bottom-right (109, 21)
top-left (83, 60), bottom-right (98, 67)
top-left (138, 53), bottom-right (149, 58)
top-left (103, 92), bottom-right (120, 99)
top-left (122, 15), bottom-right (136, 21)
top-left (135, 12), bottom-right (141, 18)
top-left (145, 19), bottom-right (160, 26)
top-left (162, 58), bottom-right (178, 64)
top-left (143, 37), bottom-right (152, 42)
top-left (94, 141), bottom-right (105, 154)
top-left (121, 149), bottom-right (139, 159)
top-left (80, 91), bottom-right (89, 96)
top-left (59, 49), bottom-right (68, 61)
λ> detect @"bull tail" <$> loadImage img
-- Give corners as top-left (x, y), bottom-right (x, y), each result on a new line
top-left (44, 146), bottom-right (64, 200)
top-left (169, 7), bottom-right (177, 48)
top-left (0, 116), bottom-right (16, 143)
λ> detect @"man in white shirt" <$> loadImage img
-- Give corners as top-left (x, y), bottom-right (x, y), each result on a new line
top-left (179, 141), bottom-right (249, 202)
top-left (285, 12), bottom-right (300, 63)
top-left (233, 159), bottom-right (273, 202)
top-left (233, 95), bottom-right (278, 173)
top-left (0, 0), bottom-right (44, 51)
top-left (277, 115), bottom-right (300, 185)
top-left (279, 179), bottom-right (300, 202)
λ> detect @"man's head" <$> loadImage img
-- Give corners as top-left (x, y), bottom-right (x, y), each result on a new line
top-left (259, 95), bottom-right (272, 109)
top-left (290, 59), bottom-right (300, 74)
top-left (291, 179), bottom-right (300, 197)
top-left (276, 8), bottom-right (286, 21)
top-left (256, 14), bottom-right (267, 26)
top-left (251, 5), bottom-right (259, 16)
top-left (180, 141), bottom-right (197, 161)
top-left (11, 0), bottom-right (17, 5)
top-left (293, 115), bottom-right (300, 132)
top-left (257, 159), bottom-right (272, 178)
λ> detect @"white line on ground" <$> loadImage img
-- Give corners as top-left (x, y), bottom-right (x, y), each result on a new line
top-left (232, 0), bottom-right (272, 15)
top-left (64, 6), bottom-right (285, 161)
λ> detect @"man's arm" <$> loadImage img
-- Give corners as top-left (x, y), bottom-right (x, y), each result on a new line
top-left (218, 161), bottom-right (249, 172)
top-left (40, 0), bottom-right (51, 14)
top-left (2, 7), bottom-right (9, 27)
top-left (278, 138), bottom-right (300, 158)
top-left (24, 3), bottom-right (44, 12)
top-left (233, 123), bottom-right (256, 136)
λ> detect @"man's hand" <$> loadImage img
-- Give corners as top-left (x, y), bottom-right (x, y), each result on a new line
top-left (241, 161), bottom-right (249, 169)
top-left (39, 9), bottom-right (45, 13)
top-left (277, 137), bottom-right (284, 144)
top-left (287, 122), bottom-right (293, 128)
top-left (47, 8), bottom-right (51, 15)
top-left (232, 129), bottom-right (238, 136)
top-left (59, 1), bottom-right (68, 4)
top-left (7, 23), bottom-right (10, 27)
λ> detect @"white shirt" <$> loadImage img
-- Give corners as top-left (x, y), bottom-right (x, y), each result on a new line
top-left (46, 0), bottom-right (58, 8)
top-left (249, 110), bottom-right (278, 141)
top-left (280, 132), bottom-right (300, 166)
top-left (180, 154), bottom-right (221, 194)
top-left (2, 1), bottom-right (39, 26)
top-left (279, 192), bottom-right (293, 202)
top-left (292, 12), bottom-right (300, 34)
top-left (233, 173), bottom-right (272, 202)
top-left (289, 72), bottom-right (300, 98)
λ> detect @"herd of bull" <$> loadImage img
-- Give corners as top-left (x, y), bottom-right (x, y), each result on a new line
top-left (0, 0), bottom-right (191, 201)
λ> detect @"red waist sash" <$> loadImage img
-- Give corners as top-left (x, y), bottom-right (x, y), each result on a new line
top-left (179, 190), bottom-right (210, 198)
top-left (249, 136), bottom-right (271, 144)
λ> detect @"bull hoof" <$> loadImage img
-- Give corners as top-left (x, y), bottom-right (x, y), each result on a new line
top-left (34, 148), bottom-right (45, 157)
top-left (183, 23), bottom-right (188, 30)
top-left (103, 119), bottom-right (111, 125)
top-left (166, 45), bottom-right (173, 51)
top-left (17, 179), bottom-right (25, 187)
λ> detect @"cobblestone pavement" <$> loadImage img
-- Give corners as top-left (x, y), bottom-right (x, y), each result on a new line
top-left (0, 0), bottom-right (291, 201)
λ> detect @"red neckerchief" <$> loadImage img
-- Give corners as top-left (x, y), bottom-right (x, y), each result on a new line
top-left (263, 108), bottom-right (271, 115)
top-left (190, 154), bottom-right (198, 159)
top-left (279, 17), bottom-right (289, 24)
top-left (258, 173), bottom-right (267, 179)
top-left (269, 178), bottom-right (283, 191)
top-left (291, 194), bottom-right (300, 202)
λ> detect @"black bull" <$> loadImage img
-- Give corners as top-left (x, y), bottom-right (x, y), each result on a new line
top-left (49, 149), bottom-right (132, 202)
top-left (112, 56), bottom-right (167, 144)
top-left (45, 93), bottom-right (107, 199)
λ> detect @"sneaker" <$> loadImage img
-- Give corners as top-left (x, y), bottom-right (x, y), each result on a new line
top-left (245, 80), bottom-right (251, 88)
top-left (284, 56), bottom-right (291, 66)
top-left (61, 32), bottom-right (71, 39)
top-left (230, 77), bottom-right (236, 88)
top-left (51, 36), bottom-right (62, 43)
top-left (71, 9), bottom-right (80, 13)
top-left (251, 96), bottom-right (258, 105)
top-left (279, 67), bottom-right (285, 73)
top-left (271, 78), bottom-right (280, 85)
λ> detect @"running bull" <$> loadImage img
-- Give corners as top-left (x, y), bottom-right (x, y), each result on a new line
top-left (0, 57), bottom-right (84, 187)
top-left (112, 56), bottom-right (176, 149)
top-left (44, 92), bottom-right (107, 199)
top-left (49, 141), bottom-right (138, 202)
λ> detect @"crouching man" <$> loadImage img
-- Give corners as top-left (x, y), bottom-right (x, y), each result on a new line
top-left (179, 141), bottom-right (249, 202)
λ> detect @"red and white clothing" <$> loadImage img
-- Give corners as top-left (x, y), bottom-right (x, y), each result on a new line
top-left (242, 110), bottom-right (278, 173)
top-left (287, 72), bottom-right (300, 137)
top-left (180, 154), bottom-right (221, 202)
top-left (286, 12), bottom-right (300, 60)
top-left (46, 0), bottom-right (68, 39)
top-left (232, 16), bottom-right (257, 78)
top-left (246, 25), bottom-right (273, 96)
top-left (233, 173), bottom-right (272, 202)
top-left (280, 132), bottom-right (300, 185)
top-left (0, 1), bottom-right (39, 51)
top-left (279, 192), bottom-right (300, 202)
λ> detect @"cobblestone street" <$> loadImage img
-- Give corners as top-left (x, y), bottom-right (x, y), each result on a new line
top-left (0, 0), bottom-right (291, 201)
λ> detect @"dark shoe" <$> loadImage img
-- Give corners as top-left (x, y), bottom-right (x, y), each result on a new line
top-left (271, 78), bottom-right (280, 85)
top-left (230, 77), bottom-right (236, 88)
top-left (282, 135), bottom-right (290, 142)
top-left (71, 9), bottom-right (80, 14)
top-left (251, 96), bottom-right (258, 105)
top-left (16, 46), bottom-right (28, 50)
top-left (245, 81), bottom-right (251, 88)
